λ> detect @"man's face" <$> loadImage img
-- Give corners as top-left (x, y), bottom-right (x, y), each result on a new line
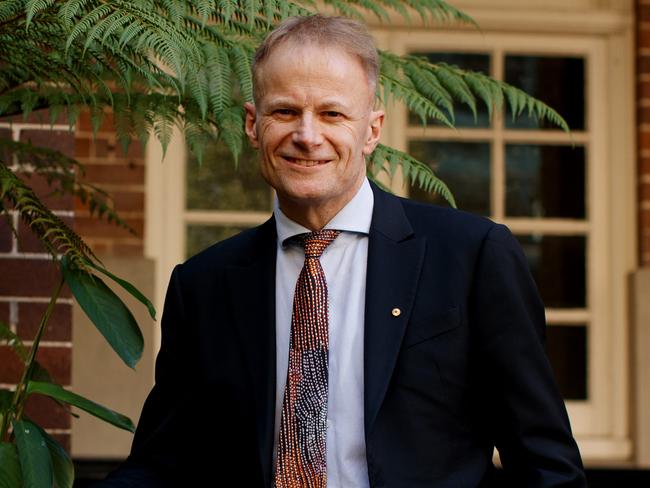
top-left (245, 42), bottom-right (384, 222)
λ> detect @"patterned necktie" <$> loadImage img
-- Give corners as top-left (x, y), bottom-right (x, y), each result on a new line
top-left (275, 229), bottom-right (341, 488)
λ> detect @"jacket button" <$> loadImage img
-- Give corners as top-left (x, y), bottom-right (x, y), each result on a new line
top-left (391, 307), bottom-right (401, 317)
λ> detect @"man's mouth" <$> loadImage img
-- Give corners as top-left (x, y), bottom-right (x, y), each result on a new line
top-left (283, 157), bottom-right (330, 167)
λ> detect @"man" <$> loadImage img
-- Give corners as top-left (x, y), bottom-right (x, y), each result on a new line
top-left (101, 15), bottom-right (586, 487)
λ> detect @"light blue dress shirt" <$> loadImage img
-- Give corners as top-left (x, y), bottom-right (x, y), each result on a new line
top-left (273, 178), bottom-right (373, 488)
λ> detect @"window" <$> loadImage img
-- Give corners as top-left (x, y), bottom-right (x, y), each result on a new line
top-left (380, 27), bottom-right (633, 461)
top-left (184, 141), bottom-right (270, 258)
top-left (407, 50), bottom-right (589, 401)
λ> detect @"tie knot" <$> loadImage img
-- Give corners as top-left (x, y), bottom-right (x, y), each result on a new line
top-left (300, 229), bottom-right (341, 258)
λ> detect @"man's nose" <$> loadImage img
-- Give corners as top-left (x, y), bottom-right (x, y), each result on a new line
top-left (292, 113), bottom-right (324, 148)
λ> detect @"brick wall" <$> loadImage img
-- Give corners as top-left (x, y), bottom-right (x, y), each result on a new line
top-left (74, 110), bottom-right (145, 257)
top-left (0, 122), bottom-right (75, 452)
top-left (639, 0), bottom-right (650, 265)
top-left (0, 108), bottom-right (146, 454)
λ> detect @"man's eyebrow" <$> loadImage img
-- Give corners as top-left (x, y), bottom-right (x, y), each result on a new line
top-left (317, 100), bottom-right (351, 111)
top-left (264, 98), bottom-right (301, 111)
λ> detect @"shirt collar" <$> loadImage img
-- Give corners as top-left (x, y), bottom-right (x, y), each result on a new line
top-left (274, 178), bottom-right (374, 247)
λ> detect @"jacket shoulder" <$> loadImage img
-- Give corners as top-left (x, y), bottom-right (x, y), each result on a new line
top-left (399, 196), bottom-right (499, 243)
top-left (176, 218), bottom-right (275, 279)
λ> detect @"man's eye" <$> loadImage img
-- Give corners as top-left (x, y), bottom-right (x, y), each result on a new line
top-left (274, 109), bottom-right (295, 116)
top-left (323, 111), bottom-right (342, 118)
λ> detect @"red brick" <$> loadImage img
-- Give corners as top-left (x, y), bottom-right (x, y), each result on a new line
top-left (84, 241), bottom-right (111, 255)
top-left (112, 191), bottom-right (145, 213)
top-left (0, 217), bottom-right (13, 252)
top-left (641, 157), bottom-right (650, 175)
top-left (20, 130), bottom-right (75, 159)
top-left (0, 302), bottom-right (9, 326)
top-left (77, 110), bottom-right (115, 133)
top-left (113, 243), bottom-right (144, 256)
top-left (124, 140), bottom-right (143, 159)
top-left (17, 217), bottom-right (74, 254)
top-left (0, 109), bottom-right (69, 126)
top-left (639, 210), bottom-right (650, 252)
top-left (642, 183), bottom-right (650, 200)
top-left (641, 6), bottom-right (650, 23)
top-left (95, 138), bottom-right (111, 158)
top-left (37, 347), bottom-right (71, 385)
top-left (0, 258), bottom-right (71, 297)
top-left (14, 172), bottom-right (74, 211)
top-left (639, 105), bottom-right (650, 123)
top-left (640, 28), bottom-right (650, 49)
top-left (0, 345), bottom-right (70, 385)
top-left (0, 128), bottom-right (13, 164)
top-left (24, 393), bottom-right (71, 429)
top-left (17, 303), bottom-right (72, 342)
top-left (641, 130), bottom-right (650, 151)
top-left (81, 163), bottom-right (145, 186)
top-left (639, 54), bottom-right (650, 74)
top-left (75, 137), bottom-right (91, 158)
top-left (0, 345), bottom-right (23, 383)
top-left (75, 217), bottom-right (143, 240)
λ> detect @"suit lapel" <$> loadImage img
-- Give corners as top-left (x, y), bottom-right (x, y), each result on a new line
top-left (226, 218), bottom-right (277, 487)
top-left (364, 184), bottom-right (426, 434)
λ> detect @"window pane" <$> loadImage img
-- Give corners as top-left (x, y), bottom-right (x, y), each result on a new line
top-left (547, 325), bottom-right (588, 400)
top-left (505, 144), bottom-right (586, 218)
top-left (186, 224), bottom-right (247, 258)
top-left (408, 141), bottom-right (491, 215)
top-left (505, 55), bottom-right (585, 130)
top-left (517, 234), bottom-right (586, 308)
top-left (408, 52), bottom-right (491, 128)
top-left (186, 140), bottom-right (270, 211)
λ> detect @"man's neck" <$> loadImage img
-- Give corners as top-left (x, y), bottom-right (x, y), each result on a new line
top-left (278, 201), bottom-right (343, 231)
top-left (278, 180), bottom-right (366, 231)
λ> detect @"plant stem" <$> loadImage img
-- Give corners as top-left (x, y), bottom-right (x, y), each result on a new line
top-left (0, 274), bottom-right (65, 440)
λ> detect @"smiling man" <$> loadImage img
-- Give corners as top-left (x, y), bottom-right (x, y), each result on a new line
top-left (99, 15), bottom-right (586, 488)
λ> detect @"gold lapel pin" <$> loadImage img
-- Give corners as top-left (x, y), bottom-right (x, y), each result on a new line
top-left (391, 308), bottom-right (401, 317)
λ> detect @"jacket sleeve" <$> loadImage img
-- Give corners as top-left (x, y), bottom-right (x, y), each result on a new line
top-left (470, 223), bottom-right (587, 487)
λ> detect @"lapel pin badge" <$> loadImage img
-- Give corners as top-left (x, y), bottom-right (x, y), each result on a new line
top-left (391, 308), bottom-right (401, 317)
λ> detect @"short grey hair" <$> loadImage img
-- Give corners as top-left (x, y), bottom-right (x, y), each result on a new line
top-left (252, 15), bottom-right (379, 103)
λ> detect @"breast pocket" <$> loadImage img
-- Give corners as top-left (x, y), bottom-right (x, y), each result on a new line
top-left (402, 306), bottom-right (461, 349)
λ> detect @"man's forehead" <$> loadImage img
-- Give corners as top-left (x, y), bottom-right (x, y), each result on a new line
top-left (262, 40), bottom-right (356, 66)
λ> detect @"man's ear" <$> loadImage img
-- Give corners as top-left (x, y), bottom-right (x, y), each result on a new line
top-left (244, 102), bottom-right (259, 148)
top-left (362, 109), bottom-right (385, 156)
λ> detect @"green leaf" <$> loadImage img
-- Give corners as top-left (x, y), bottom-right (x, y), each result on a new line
top-left (0, 442), bottom-right (22, 488)
top-left (13, 419), bottom-right (52, 488)
top-left (0, 321), bottom-right (27, 361)
top-left (30, 423), bottom-right (74, 488)
top-left (26, 381), bottom-right (135, 433)
top-left (61, 257), bottom-right (143, 368)
top-left (0, 388), bottom-right (13, 413)
top-left (86, 261), bottom-right (156, 320)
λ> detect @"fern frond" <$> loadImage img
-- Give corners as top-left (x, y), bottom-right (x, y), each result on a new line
top-left (0, 320), bottom-right (28, 362)
top-left (25, 0), bottom-right (56, 27)
top-left (368, 144), bottom-right (456, 207)
top-left (0, 139), bottom-right (132, 232)
top-left (0, 161), bottom-right (98, 269)
top-left (320, 0), bottom-right (475, 25)
top-left (215, 105), bottom-right (244, 165)
top-left (206, 44), bottom-right (232, 116)
top-left (216, 0), bottom-right (237, 23)
top-left (0, 0), bottom-right (23, 24)
top-left (229, 44), bottom-right (254, 103)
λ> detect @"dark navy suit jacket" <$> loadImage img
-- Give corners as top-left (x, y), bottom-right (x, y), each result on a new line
top-left (99, 183), bottom-right (586, 487)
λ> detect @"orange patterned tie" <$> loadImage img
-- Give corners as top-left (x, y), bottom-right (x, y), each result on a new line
top-left (275, 229), bottom-right (341, 488)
